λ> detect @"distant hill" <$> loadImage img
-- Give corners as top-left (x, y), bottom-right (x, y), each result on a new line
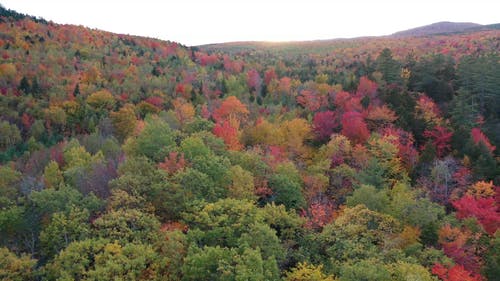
top-left (391, 21), bottom-right (482, 37)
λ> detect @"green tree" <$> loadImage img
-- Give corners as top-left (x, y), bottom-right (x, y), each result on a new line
top-left (92, 208), bottom-right (160, 244)
top-left (375, 48), bottom-right (401, 84)
top-left (347, 184), bottom-right (389, 213)
top-left (227, 165), bottom-right (255, 200)
top-left (39, 206), bottom-right (91, 259)
top-left (43, 239), bottom-right (162, 281)
top-left (0, 121), bottom-right (21, 151)
top-left (125, 117), bottom-right (176, 162)
top-left (43, 161), bottom-right (64, 189)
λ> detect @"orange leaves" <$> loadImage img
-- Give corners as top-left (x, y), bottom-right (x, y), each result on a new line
top-left (158, 152), bottom-right (187, 175)
top-left (172, 98), bottom-right (195, 125)
top-left (213, 96), bottom-right (249, 128)
top-left (303, 202), bottom-right (335, 230)
top-left (365, 105), bottom-right (397, 128)
top-left (467, 181), bottom-right (496, 198)
top-left (212, 96), bottom-right (248, 150)
top-left (213, 120), bottom-right (242, 151)
top-left (0, 63), bottom-right (17, 79)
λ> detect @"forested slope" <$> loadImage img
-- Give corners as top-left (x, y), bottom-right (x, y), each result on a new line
top-left (0, 6), bottom-right (499, 281)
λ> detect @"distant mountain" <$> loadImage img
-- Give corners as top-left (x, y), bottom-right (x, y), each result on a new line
top-left (392, 22), bottom-right (482, 37)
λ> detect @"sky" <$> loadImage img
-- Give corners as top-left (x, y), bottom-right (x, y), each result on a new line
top-left (2, 0), bottom-right (499, 46)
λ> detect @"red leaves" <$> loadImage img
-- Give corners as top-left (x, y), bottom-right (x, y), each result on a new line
top-left (213, 120), bottom-right (242, 151)
top-left (356, 76), bottom-right (378, 100)
top-left (341, 111), bottom-right (369, 144)
top-left (471, 128), bottom-right (496, 153)
top-left (452, 195), bottom-right (499, 235)
top-left (297, 90), bottom-right (327, 112)
top-left (303, 202), bottom-right (335, 230)
top-left (198, 52), bottom-right (218, 66)
top-left (144, 96), bottom-right (163, 108)
top-left (424, 126), bottom-right (453, 158)
top-left (312, 111), bottom-right (339, 142)
top-left (264, 68), bottom-right (277, 86)
top-left (246, 69), bottom-right (261, 91)
top-left (432, 263), bottom-right (483, 281)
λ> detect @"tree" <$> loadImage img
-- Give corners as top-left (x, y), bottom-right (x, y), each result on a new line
top-left (286, 262), bottom-right (337, 281)
top-left (0, 165), bottom-right (21, 201)
top-left (347, 184), bottom-right (389, 212)
top-left (470, 128), bottom-right (495, 154)
top-left (227, 165), bottom-right (255, 200)
top-left (43, 161), bottom-right (64, 189)
top-left (375, 48), bottom-right (401, 84)
top-left (213, 120), bottom-right (242, 151)
top-left (432, 263), bottom-right (482, 281)
top-left (86, 89), bottom-right (115, 112)
top-left (318, 205), bottom-right (402, 268)
top-left (268, 163), bottom-right (306, 210)
top-left (313, 111), bottom-right (339, 142)
top-left (0, 121), bottom-right (21, 150)
top-left (181, 246), bottom-right (279, 281)
top-left (92, 207), bottom-right (160, 244)
top-left (39, 206), bottom-right (90, 259)
top-left (452, 195), bottom-right (499, 235)
top-left (125, 117), bottom-right (176, 162)
top-left (212, 95), bottom-right (249, 128)
top-left (0, 247), bottom-right (37, 281)
top-left (43, 239), bottom-right (163, 281)
top-left (424, 126), bottom-right (453, 158)
top-left (341, 111), bottom-right (369, 144)
top-left (110, 104), bottom-right (137, 142)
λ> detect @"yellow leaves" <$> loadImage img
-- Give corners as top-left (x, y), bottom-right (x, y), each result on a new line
top-left (87, 89), bottom-right (115, 110)
top-left (286, 262), bottom-right (337, 281)
top-left (110, 104), bottom-right (137, 142)
top-left (279, 118), bottom-right (313, 159)
top-left (62, 100), bottom-right (79, 116)
top-left (415, 95), bottom-right (443, 126)
top-left (243, 118), bottom-right (279, 146)
top-left (398, 226), bottom-right (421, 248)
top-left (467, 180), bottom-right (495, 198)
top-left (173, 98), bottom-right (195, 125)
top-left (400, 67), bottom-right (411, 80)
top-left (0, 63), bottom-right (17, 79)
top-left (45, 105), bottom-right (67, 126)
top-left (104, 241), bottom-right (122, 255)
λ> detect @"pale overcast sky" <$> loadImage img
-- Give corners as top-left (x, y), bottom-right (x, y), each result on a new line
top-left (2, 0), bottom-right (499, 46)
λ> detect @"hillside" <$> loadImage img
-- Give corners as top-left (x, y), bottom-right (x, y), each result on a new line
top-left (392, 21), bottom-right (482, 37)
top-left (0, 6), bottom-right (499, 281)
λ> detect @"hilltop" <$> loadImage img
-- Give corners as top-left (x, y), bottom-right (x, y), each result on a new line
top-left (392, 21), bottom-right (482, 37)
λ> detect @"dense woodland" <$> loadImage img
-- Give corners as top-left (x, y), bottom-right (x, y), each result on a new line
top-left (0, 6), bottom-right (499, 281)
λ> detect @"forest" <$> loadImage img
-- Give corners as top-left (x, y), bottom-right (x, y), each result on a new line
top-left (0, 6), bottom-right (499, 281)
